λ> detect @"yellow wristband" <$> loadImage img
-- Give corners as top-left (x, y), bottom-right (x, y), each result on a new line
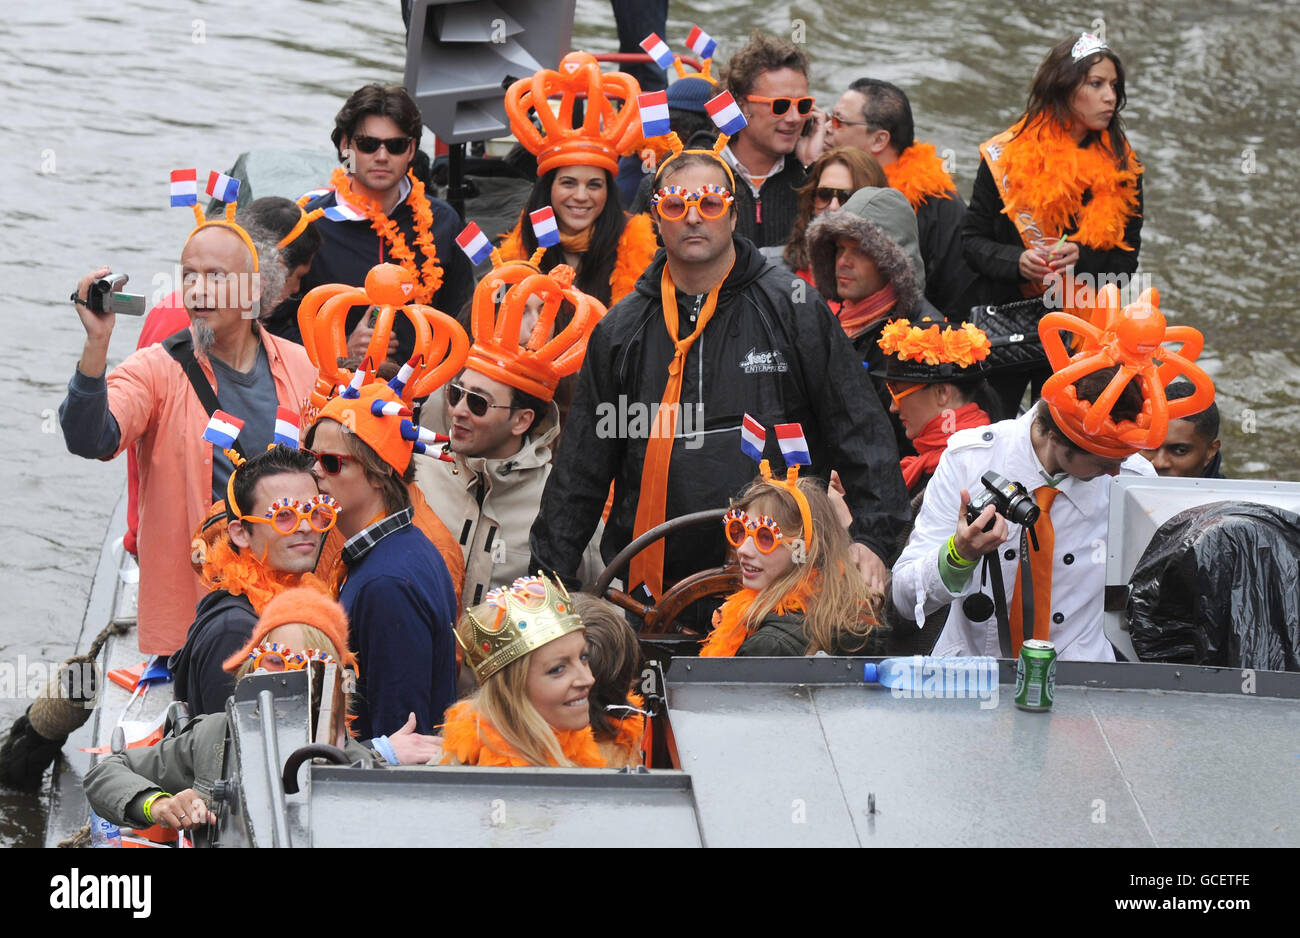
top-left (946, 535), bottom-right (976, 568)
top-left (141, 790), bottom-right (171, 825)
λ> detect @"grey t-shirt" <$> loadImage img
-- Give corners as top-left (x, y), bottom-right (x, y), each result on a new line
top-left (210, 344), bottom-right (276, 502)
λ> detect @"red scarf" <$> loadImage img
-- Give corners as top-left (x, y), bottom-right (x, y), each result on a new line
top-left (900, 402), bottom-right (990, 491)
top-left (837, 282), bottom-right (896, 338)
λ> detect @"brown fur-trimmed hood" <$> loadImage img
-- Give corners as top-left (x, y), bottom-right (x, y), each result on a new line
top-left (806, 186), bottom-right (926, 315)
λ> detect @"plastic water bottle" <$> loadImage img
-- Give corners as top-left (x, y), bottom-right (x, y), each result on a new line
top-left (89, 810), bottom-right (122, 848)
top-left (863, 656), bottom-right (1000, 699)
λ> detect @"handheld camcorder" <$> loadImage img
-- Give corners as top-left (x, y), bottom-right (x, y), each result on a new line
top-left (965, 471), bottom-right (1040, 532)
top-left (87, 272), bottom-right (147, 316)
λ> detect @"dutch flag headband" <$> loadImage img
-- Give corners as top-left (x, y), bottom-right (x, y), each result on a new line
top-left (639, 88), bottom-right (745, 190)
top-left (171, 168), bottom-right (260, 272)
top-left (739, 415), bottom-right (814, 560)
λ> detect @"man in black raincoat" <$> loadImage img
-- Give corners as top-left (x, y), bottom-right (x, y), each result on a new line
top-left (529, 148), bottom-right (909, 604)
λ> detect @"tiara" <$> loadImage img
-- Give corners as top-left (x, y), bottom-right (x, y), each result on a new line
top-left (1071, 33), bottom-right (1108, 61)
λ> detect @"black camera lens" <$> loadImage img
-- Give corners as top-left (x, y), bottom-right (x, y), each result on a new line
top-left (1004, 492), bottom-right (1040, 527)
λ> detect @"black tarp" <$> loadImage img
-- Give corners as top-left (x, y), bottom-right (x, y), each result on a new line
top-left (1127, 501), bottom-right (1300, 670)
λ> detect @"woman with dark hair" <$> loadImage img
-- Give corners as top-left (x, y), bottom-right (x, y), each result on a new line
top-left (498, 52), bottom-right (658, 308)
top-left (765, 146), bottom-right (887, 295)
top-left (963, 33), bottom-right (1143, 417)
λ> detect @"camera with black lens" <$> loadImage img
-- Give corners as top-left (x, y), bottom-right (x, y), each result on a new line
top-left (965, 471), bottom-right (1040, 532)
top-left (86, 272), bottom-right (147, 316)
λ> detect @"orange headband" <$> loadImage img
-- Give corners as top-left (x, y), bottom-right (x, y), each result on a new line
top-left (758, 460), bottom-right (813, 562)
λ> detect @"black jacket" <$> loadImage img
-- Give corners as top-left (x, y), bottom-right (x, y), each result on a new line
top-left (962, 157), bottom-right (1144, 309)
top-left (916, 190), bottom-right (978, 321)
top-left (168, 590), bottom-right (257, 717)
top-left (267, 189), bottom-right (474, 356)
top-left (737, 611), bottom-right (889, 657)
top-left (528, 235), bottom-right (909, 588)
top-left (730, 154), bottom-right (807, 248)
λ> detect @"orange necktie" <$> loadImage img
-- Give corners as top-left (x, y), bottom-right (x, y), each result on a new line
top-left (627, 260), bottom-right (734, 601)
top-left (1008, 485), bottom-right (1059, 653)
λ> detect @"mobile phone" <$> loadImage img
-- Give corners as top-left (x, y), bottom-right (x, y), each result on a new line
top-left (88, 273), bottom-right (148, 316)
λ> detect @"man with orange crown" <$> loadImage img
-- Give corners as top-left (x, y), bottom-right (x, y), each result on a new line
top-left (60, 173), bottom-right (317, 656)
top-left (892, 285), bottom-right (1215, 661)
top-left (530, 88), bottom-right (910, 612)
top-left (416, 235), bottom-right (607, 610)
top-left (300, 264), bottom-right (470, 738)
top-left (825, 79), bottom-right (977, 321)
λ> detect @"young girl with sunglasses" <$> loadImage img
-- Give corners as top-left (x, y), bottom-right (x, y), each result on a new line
top-left (700, 468), bottom-right (885, 657)
top-left (84, 588), bottom-right (440, 835)
top-left (440, 575), bottom-right (606, 768)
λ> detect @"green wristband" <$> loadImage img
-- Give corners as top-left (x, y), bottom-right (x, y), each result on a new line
top-left (946, 535), bottom-right (976, 568)
top-left (141, 790), bottom-right (171, 825)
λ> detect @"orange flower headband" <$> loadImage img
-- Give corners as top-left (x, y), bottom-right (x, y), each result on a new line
top-left (1039, 284), bottom-right (1216, 459)
top-left (877, 318), bottom-right (992, 369)
top-left (297, 263), bottom-right (469, 472)
top-left (464, 242), bottom-right (605, 402)
top-left (505, 51), bottom-right (643, 176)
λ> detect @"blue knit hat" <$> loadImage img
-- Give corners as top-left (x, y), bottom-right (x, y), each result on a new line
top-left (666, 75), bottom-right (714, 114)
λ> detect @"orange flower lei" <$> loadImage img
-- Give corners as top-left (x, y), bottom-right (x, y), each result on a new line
top-left (878, 319), bottom-right (991, 369)
top-left (438, 700), bottom-right (606, 767)
top-left (329, 167), bottom-right (444, 303)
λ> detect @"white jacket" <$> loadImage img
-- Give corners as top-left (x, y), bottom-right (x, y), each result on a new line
top-left (890, 405), bottom-right (1155, 661)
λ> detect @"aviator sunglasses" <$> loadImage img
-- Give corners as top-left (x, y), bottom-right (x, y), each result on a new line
top-left (745, 94), bottom-right (815, 117)
top-left (723, 507), bottom-right (788, 554)
top-left (240, 494), bottom-right (340, 534)
top-left (652, 185), bottom-right (734, 221)
top-left (351, 134), bottom-right (413, 155)
top-left (813, 186), bottom-right (854, 207)
top-left (447, 382), bottom-right (515, 418)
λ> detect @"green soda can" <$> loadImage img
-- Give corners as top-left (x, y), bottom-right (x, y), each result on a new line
top-left (1015, 639), bottom-right (1057, 712)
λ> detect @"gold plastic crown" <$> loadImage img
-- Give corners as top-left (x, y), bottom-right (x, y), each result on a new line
top-left (505, 51), bottom-right (642, 176)
top-left (458, 574), bottom-right (584, 682)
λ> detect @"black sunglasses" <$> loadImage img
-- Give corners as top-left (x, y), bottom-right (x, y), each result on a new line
top-left (814, 186), bottom-right (853, 206)
top-left (447, 383), bottom-right (514, 418)
top-left (352, 134), bottom-right (413, 155)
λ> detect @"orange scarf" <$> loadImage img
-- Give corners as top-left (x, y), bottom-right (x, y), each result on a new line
top-left (983, 117), bottom-right (1142, 252)
top-left (699, 583), bottom-right (812, 657)
top-left (900, 402), bottom-right (990, 491)
top-left (837, 282), bottom-right (897, 339)
top-left (628, 257), bottom-right (735, 601)
top-left (497, 213), bottom-right (657, 306)
top-left (199, 537), bottom-right (331, 615)
top-left (438, 700), bottom-right (606, 767)
top-left (884, 142), bottom-right (956, 210)
top-left (329, 168), bottom-right (444, 303)
top-left (559, 228), bottom-right (592, 253)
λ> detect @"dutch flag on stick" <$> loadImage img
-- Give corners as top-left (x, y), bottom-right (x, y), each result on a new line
top-left (686, 26), bottom-right (718, 59)
top-left (529, 206), bottom-right (560, 248)
top-left (705, 90), bottom-right (747, 136)
top-left (206, 170), bottom-right (240, 203)
top-left (775, 422), bottom-right (811, 467)
top-left (638, 90), bottom-right (672, 139)
top-left (272, 407), bottom-right (300, 449)
top-left (203, 410), bottom-right (245, 450)
top-left (639, 32), bottom-right (675, 71)
top-left (740, 413), bottom-right (766, 464)
top-left (456, 222), bottom-right (493, 265)
top-left (170, 168), bottom-right (197, 207)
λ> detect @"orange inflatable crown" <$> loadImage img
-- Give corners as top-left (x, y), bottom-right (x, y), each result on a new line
top-left (505, 51), bottom-right (642, 176)
top-left (465, 250), bottom-right (605, 401)
top-left (297, 263), bottom-right (469, 472)
top-left (1038, 284), bottom-right (1215, 459)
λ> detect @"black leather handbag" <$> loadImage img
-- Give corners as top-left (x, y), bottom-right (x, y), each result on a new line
top-left (969, 296), bottom-right (1054, 373)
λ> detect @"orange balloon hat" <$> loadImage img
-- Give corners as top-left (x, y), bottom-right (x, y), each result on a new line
top-left (1038, 284), bottom-right (1215, 458)
top-left (504, 51), bottom-right (642, 176)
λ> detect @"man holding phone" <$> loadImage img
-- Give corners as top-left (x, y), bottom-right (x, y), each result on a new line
top-left (717, 32), bottom-right (823, 248)
top-left (59, 217), bottom-right (317, 656)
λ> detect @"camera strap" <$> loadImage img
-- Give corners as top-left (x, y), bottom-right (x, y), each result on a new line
top-left (163, 329), bottom-right (247, 460)
top-left (985, 554), bottom-right (1013, 658)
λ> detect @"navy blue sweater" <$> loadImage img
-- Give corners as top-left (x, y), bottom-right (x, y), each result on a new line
top-left (339, 524), bottom-right (458, 739)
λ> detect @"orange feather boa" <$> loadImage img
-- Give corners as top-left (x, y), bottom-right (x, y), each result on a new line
top-left (596, 692), bottom-right (646, 768)
top-left (438, 700), bottom-right (606, 767)
top-left (198, 537), bottom-right (331, 615)
top-left (995, 117), bottom-right (1142, 251)
top-left (498, 212), bottom-right (658, 306)
top-left (698, 583), bottom-right (813, 657)
top-left (884, 142), bottom-right (956, 210)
